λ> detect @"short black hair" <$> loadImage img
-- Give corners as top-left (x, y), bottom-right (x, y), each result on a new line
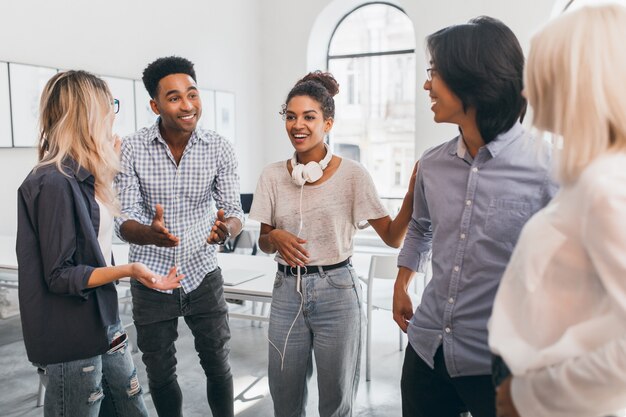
top-left (142, 56), bottom-right (197, 99)
top-left (427, 16), bottom-right (526, 143)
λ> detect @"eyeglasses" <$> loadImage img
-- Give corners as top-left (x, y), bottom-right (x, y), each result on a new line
top-left (426, 68), bottom-right (436, 82)
top-left (112, 98), bottom-right (120, 114)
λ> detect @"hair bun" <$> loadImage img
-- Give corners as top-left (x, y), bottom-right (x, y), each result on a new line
top-left (297, 71), bottom-right (339, 97)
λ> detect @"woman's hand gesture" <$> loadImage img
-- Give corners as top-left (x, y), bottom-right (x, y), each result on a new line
top-left (268, 229), bottom-right (310, 267)
top-left (132, 263), bottom-right (184, 290)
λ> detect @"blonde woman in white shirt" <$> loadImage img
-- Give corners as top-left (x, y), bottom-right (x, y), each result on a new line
top-left (488, 5), bottom-right (626, 417)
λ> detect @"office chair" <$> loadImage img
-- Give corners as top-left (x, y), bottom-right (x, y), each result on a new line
top-left (223, 229), bottom-right (258, 255)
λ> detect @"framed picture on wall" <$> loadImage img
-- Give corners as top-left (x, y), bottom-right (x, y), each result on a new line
top-left (0, 62), bottom-right (12, 148)
top-left (134, 80), bottom-right (158, 130)
top-left (9, 63), bottom-right (57, 147)
top-left (197, 88), bottom-right (215, 131)
top-left (215, 91), bottom-right (235, 143)
top-left (101, 76), bottom-right (136, 138)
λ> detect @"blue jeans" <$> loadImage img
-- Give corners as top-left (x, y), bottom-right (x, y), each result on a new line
top-left (39, 321), bottom-right (148, 417)
top-left (131, 268), bottom-right (233, 417)
top-left (268, 265), bottom-right (363, 417)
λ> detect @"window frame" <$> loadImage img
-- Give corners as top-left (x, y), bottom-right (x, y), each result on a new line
top-left (325, 1), bottom-right (416, 202)
top-left (326, 2), bottom-right (415, 66)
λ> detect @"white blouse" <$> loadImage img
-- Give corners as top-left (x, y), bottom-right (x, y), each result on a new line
top-left (96, 197), bottom-right (113, 267)
top-left (489, 152), bottom-right (626, 417)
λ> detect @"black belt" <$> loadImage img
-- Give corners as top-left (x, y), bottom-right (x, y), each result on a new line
top-left (277, 258), bottom-right (351, 276)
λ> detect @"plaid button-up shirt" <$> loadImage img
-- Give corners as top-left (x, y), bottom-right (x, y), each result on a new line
top-left (114, 121), bottom-right (244, 293)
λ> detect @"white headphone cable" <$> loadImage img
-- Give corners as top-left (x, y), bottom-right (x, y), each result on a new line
top-left (267, 181), bottom-right (306, 371)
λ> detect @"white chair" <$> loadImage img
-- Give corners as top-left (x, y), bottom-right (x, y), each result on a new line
top-left (359, 254), bottom-right (424, 381)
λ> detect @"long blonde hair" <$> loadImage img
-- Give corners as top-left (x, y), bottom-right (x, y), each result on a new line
top-left (525, 4), bottom-right (626, 184)
top-left (38, 70), bottom-right (120, 212)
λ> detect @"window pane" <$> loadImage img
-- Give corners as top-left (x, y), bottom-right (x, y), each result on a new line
top-left (329, 4), bottom-right (415, 56)
top-left (330, 53), bottom-right (415, 199)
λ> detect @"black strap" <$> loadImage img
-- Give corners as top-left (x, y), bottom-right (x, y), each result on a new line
top-left (277, 258), bottom-right (351, 275)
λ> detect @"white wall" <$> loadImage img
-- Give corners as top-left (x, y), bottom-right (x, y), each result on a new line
top-left (0, 0), bottom-right (265, 236)
top-left (0, 0), bottom-right (558, 237)
top-left (261, 0), bottom-right (556, 164)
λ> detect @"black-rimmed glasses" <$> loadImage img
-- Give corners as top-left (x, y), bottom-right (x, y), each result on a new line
top-left (426, 68), bottom-right (436, 82)
top-left (112, 98), bottom-right (120, 114)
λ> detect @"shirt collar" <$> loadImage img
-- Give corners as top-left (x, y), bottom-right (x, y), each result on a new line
top-left (456, 134), bottom-right (468, 159)
top-left (484, 121), bottom-right (524, 158)
top-left (61, 157), bottom-right (94, 183)
top-left (447, 121), bottom-right (524, 159)
top-left (145, 117), bottom-right (207, 145)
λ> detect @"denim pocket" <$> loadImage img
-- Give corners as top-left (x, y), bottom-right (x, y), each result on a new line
top-left (273, 272), bottom-right (285, 288)
top-left (325, 267), bottom-right (355, 289)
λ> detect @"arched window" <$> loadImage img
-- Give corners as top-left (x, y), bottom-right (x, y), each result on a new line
top-left (327, 2), bottom-right (416, 202)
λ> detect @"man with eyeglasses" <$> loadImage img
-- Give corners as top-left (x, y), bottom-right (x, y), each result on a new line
top-left (114, 56), bottom-right (243, 417)
top-left (392, 17), bottom-right (557, 417)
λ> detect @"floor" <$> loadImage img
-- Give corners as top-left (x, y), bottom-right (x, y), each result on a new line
top-left (0, 298), bottom-right (406, 416)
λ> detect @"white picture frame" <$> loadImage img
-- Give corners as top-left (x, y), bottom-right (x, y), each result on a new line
top-left (197, 88), bottom-right (215, 131)
top-left (101, 76), bottom-right (136, 138)
top-left (9, 63), bottom-right (57, 147)
top-left (0, 62), bottom-right (12, 148)
top-left (214, 91), bottom-right (235, 143)
top-left (134, 80), bottom-right (158, 131)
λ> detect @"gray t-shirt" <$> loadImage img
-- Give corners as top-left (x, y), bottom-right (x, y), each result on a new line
top-left (250, 158), bottom-right (388, 265)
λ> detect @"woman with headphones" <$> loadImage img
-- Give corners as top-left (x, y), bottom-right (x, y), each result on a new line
top-left (249, 71), bottom-right (416, 417)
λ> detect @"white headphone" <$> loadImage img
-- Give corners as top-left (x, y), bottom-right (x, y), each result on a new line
top-left (290, 143), bottom-right (333, 186)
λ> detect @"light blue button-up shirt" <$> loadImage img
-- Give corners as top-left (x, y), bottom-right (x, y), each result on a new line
top-left (398, 122), bottom-right (557, 377)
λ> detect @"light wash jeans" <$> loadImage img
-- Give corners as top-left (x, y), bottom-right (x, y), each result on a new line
top-left (268, 265), bottom-right (364, 417)
top-left (39, 321), bottom-right (148, 417)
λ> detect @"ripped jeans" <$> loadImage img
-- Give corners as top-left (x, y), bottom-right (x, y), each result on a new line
top-left (38, 321), bottom-right (148, 417)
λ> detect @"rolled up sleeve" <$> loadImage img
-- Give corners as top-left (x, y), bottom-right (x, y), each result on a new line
top-left (212, 138), bottom-right (245, 226)
top-left (35, 176), bottom-right (94, 297)
top-left (398, 166), bottom-right (432, 272)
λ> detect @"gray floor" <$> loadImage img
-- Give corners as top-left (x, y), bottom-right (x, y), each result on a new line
top-left (0, 300), bottom-right (405, 416)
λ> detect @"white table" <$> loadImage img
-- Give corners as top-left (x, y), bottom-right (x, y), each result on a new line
top-left (2, 237), bottom-right (385, 322)
top-left (115, 246), bottom-right (381, 323)
top-left (0, 236), bottom-right (17, 270)
top-left (218, 253), bottom-right (276, 322)
top-left (0, 236), bottom-right (18, 288)
top-left (112, 245), bottom-right (277, 319)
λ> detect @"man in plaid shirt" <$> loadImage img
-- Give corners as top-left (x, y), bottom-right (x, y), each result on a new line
top-left (115, 56), bottom-right (244, 417)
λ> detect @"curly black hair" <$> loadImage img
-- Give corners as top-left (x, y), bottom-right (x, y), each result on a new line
top-left (280, 71), bottom-right (339, 120)
top-left (142, 56), bottom-right (197, 99)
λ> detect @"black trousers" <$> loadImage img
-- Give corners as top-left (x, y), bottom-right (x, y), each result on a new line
top-left (401, 344), bottom-right (496, 417)
top-left (131, 268), bottom-right (233, 417)
top-left (491, 355), bottom-right (511, 388)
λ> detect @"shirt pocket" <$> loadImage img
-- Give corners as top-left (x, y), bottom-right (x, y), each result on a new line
top-left (484, 199), bottom-right (531, 241)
